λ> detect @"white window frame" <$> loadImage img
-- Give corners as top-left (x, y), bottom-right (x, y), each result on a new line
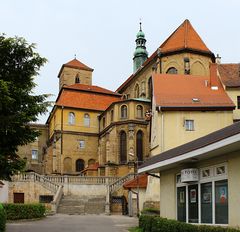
top-left (68, 112), bottom-right (75, 125)
top-left (184, 119), bottom-right (194, 131)
top-left (84, 113), bottom-right (90, 127)
top-left (176, 163), bottom-right (228, 225)
top-left (79, 140), bottom-right (85, 149)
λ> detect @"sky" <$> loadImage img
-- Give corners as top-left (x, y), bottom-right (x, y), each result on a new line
top-left (1, 0), bottom-right (240, 123)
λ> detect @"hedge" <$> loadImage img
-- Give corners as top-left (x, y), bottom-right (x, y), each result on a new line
top-left (139, 215), bottom-right (240, 232)
top-left (0, 204), bottom-right (6, 232)
top-left (3, 203), bottom-right (45, 220)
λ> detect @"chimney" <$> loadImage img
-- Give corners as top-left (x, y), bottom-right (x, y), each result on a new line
top-left (216, 54), bottom-right (221, 64)
top-left (210, 63), bottom-right (219, 90)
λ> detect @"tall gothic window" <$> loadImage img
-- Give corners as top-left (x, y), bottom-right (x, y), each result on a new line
top-left (76, 159), bottom-right (85, 172)
top-left (110, 110), bottom-right (114, 122)
top-left (120, 105), bottom-right (127, 119)
top-left (136, 105), bottom-right (143, 118)
top-left (68, 112), bottom-right (75, 125)
top-left (136, 130), bottom-right (143, 162)
top-left (84, 113), bottom-right (90, 127)
top-left (119, 131), bottom-right (127, 163)
top-left (167, 67), bottom-right (178, 74)
top-left (134, 84), bottom-right (140, 98)
top-left (148, 77), bottom-right (152, 99)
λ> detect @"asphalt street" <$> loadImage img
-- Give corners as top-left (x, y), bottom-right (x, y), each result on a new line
top-left (6, 214), bottom-right (138, 232)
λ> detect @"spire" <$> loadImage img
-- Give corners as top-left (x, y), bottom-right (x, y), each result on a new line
top-left (133, 21), bottom-right (148, 72)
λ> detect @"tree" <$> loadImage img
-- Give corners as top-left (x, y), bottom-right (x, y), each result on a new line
top-left (0, 34), bottom-right (48, 180)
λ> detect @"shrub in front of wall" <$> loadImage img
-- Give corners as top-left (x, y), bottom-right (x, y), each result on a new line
top-left (141, 208), bottom-right (160, 216)
top-left (139, 216), bottom-right (240, 232)
top-left (3, 203), bottom-right (45, 220)
top-left (0, 204), bottom-right (6, 232)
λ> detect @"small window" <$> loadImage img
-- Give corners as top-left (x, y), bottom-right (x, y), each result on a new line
top-left (120, 105), bottom-right (127, 119)
top-left (184, 120), bottom-right (194, 131)
top-left (32, 150), bottom-right (38, 160)
top-left (39, 195), bottom-right (54, 203)
top-left (167, 67), bottom-right (178, 74)
top-left (215, 165), bottom-right (226, 176)
top-left (79, 140), bottom-right (85, 149)
top-left (134, 84), bottom-right (140, 98)
top-left (84, 113), bottom-right (90, 127)
top-left (68, 112), bottom-right (75, 125)
top-left (75, 74), bottom-right (80, 83)
top-left (237, 96), bottom-right (240, 109)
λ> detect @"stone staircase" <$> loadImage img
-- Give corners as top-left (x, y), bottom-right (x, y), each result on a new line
top-left (57, 195), bottom-right (106, 215)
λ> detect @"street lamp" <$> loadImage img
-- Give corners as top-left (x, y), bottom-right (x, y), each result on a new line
top-left (129, 152), bottom-right (140, 216)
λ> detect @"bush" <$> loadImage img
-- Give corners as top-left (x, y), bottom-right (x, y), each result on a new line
top-left (139, 215), bottom-right (240, 232)
top-left (0, 204), bottom-right (6, 232)
top-left (141, 208), bottom-right (160, 216)
top-left (3, 203), bottom-right (45, 220)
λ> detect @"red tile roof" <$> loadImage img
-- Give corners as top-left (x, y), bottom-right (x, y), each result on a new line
top-left (56, 84), bottom-right (121, 111)
top-left (58, 58), bottom-right (93, 77)
top-left (218, 63), bottom-right (240, 87)
top-left (65, 84), bottom-right (121, 96)
top-left (123, 174), bottom-right (148, 189)
top-left (160, 19), bottom-right (211, 54)
top-left (153, 73), bottom-right (235, 110)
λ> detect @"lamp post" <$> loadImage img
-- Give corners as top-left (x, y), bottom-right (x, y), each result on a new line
top-left (129, 152), bottom-right (140, 216)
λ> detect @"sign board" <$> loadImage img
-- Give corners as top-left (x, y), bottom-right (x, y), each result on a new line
top-left (181, 168), bottom-right (199, 182)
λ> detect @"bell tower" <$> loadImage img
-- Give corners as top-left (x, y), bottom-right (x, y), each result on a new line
top-left (57, 58), bottom-right (94, 90)
top-left (133, 22), bottom-right (148, 72)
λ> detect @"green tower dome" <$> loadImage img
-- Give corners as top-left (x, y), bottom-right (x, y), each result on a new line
top-left (133, 22), bottom-right (148, 72)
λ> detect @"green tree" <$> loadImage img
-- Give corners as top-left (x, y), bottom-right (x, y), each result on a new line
top-left (0, 34), bottom-right (48, 180)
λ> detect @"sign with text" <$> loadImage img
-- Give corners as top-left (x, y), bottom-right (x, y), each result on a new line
top-left (181, 168), bottom-right (199, 182)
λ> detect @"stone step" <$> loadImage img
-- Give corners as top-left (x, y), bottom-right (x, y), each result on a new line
top-left (57, 195), bottom-right (106, 214)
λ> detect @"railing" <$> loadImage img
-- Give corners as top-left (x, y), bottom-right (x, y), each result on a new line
top-left (12, 172), bottom-right (60, 193)
top-left (109, 173), bottom-right (135, 194)
top-left (51, 185), bottom-right (63, 213)
top-left (44, 175), bottom-right (119, 185)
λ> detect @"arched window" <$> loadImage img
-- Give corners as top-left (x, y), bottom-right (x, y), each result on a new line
top-left (120, 105), bottom-right (127, 119)
top-left (119, 131), bottom-right (127, 163)
top-left (148, 77), bottom-right (152, 99)
top-left (136, 105), bottom-right (143, 118)
top-left (76, 159), bottom-right (85, 172)
top-left (134, 84), bottom-right (140, 98)
top-left (75, 74), bottom-right (80, 83)
top-left (136, 130), bottom-right (143, 162)
top-left (84, 113), bottom-right (90, 127)
top-left (68, 112), bottom-right (75, 125)
top-left (166, 67), bottom-right (178, 74)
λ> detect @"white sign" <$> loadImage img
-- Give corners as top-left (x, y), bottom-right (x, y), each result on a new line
top-left (181, 168), bottom-right (199, 182)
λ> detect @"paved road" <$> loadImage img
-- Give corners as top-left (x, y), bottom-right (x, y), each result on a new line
top-left (6, 214), bottom-right (138, 232)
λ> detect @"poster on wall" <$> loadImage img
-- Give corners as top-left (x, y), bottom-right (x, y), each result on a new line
top-left (219, 186), bottom-right (227, 204)
top-left (203, 192), bottom-right (211, 203)
top-left (180, 191), bottom-right (185, 203)
top-left (190, 189), bottom-right (197, 203)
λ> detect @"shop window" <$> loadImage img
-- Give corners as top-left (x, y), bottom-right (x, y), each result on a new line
top-left (177, 187), bottom-right (186, 222)
top-left (84, 113), bottom-right (90, 127)
top-left (120, 105), bottom-right (127, 119)
top-left (68, 112), bottom-right (75, 125)
top-left (201, 182), bottom-right (212, 223)
top-left (31, 150), bottom-right (38, 160)
top-left (188, 185), bottom-right (199, 223)
top-left (184, 120), bottom-right (194, 131)
top-left (215, 180), bottom-right (228, 224)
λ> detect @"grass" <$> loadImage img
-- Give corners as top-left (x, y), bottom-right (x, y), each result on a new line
top-left (128, 227), bottom-right (143, 232)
